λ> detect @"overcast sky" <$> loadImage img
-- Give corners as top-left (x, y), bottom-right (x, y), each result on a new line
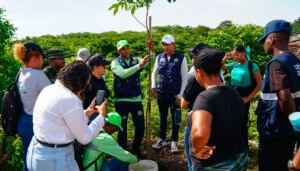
top-left (1, 0), bottom-right (299, 39)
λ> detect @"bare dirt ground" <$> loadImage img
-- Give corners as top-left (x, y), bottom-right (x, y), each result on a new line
top-left (128, 140), bottom-right (258, 171)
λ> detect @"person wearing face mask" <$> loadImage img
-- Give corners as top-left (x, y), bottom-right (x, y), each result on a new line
top-left (13, 42), bottom-right (52, 171)
top-left (222, 45), bottom-right (262, 148)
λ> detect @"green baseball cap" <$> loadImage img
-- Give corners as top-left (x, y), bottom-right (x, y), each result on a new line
top-left (105, 112), bottom-right (123, 131)
top-left (117, 40), bottom-right (129, 50)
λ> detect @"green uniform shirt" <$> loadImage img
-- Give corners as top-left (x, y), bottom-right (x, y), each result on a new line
top-left (111, 54), bottom-right (155, 102)
top-left (226, 61), bottom-right (259, 87)
top-left (83, 131), bottom-right (137, 171)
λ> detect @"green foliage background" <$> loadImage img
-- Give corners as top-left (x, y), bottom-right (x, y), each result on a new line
top-left (1, 23), bottom-right (265, 170)
top-left (3, 8), bottom-right (299, 170)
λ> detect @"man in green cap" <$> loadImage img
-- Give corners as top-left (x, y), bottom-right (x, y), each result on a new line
top-left (111, 40), bottom-right (152, 158)
top-left (43, 48), bottom-right (66, 83)
top-left (83, 112), bottom-right (138, 171)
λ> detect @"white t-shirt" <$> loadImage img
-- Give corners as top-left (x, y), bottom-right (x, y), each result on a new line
top-left (33, 80), bottom-right (105, 145)
top-left (17, 67), bottom-right (51, 115)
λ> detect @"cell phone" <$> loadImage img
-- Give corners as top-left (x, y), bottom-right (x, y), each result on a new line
top-left (96, 90), bottom-right (106, 105)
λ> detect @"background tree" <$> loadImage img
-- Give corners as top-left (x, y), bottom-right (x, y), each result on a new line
top-left (0, 8), bottom-right (23, 171)
top-left (108, 0), bottom-right (176, 158)
top-left (1, 8), bottom-right (271, 168)
top-left (292, 17), bottom-right (300, 34)
top-left (217, 20), bottom-right (233, 29)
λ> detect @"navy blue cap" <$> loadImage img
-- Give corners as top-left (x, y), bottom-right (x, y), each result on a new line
top-left (258, 19), bottom-right (292, 43)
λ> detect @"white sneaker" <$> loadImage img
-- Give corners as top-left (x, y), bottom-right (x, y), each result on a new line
top-left (171, 141), bottom-right (179, 153)
top-left (152, 139), bottom-right (168, 149)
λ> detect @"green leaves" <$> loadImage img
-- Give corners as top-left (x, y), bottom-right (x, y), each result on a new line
top-left (0, 8), bottom-right (15, 56)
top-left (292, 17), bottom-right (300, 34)
top-left (108, 0), bottom-right (176, 15)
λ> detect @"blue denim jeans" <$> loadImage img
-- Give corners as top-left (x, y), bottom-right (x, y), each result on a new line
top-left (27, 137), bottom-right (78, 171)
top-left (101, 158), bottom-right (129, 171)
top-left (18, 111), bottom-right (34, 171)
top-left (184, 126), bottom-right (192, 171)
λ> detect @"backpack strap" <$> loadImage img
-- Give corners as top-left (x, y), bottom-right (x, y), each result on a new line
top-left (83, 131), bottom-right (106, 170)
top-left (83, 152), bottom-right (105, 170)
top-left (15, 70), bottom-right (21, 83)
top-left (13, 70), bottom-right (21, 92)
top-left (233, 62), bottom-right (237, 68)
top-left (14, 70), bottom-right (23, 106)
top-left (247, 61), bottom-right (256, 85)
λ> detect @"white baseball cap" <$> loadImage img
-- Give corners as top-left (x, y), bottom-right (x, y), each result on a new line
top-left (77, 48), bottom-right (91, 61)
top-left (162, 34), bottom-right (175, 44)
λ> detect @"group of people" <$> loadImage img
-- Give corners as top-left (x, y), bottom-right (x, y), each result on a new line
top-left (11, 19), bottom-right (300, 171)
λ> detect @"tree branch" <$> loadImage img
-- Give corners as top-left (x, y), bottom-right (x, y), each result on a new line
top-left (131, 14), bottom-right (147, 28)
top-left (146, 4), bottom-right (150, 38)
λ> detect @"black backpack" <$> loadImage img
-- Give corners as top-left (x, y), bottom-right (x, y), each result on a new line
top-left (1, 72), bottom-right (23, 136)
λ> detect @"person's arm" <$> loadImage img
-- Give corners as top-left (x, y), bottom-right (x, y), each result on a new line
top-left (63, 101), bottom-right (106, 145)
top-left (191, 110), bottom-right (215, 159)
top-left (138, 53), bottom-right (156, 69)
top-left (243, 70), bottom-right (262, 103)
top-left (151, 56), bottom-right (159, 96)
top-left (98, 135), bottom-right (138, 164)
top-left (84, 98), bottom-right (97, 117)
top-left (181, 76), bottom-right (196, 109)
top-left (269, 61), bottom-right (296, 115)
top-left (187, 67), bottom-right (195, 79)
top-left (111, 60), bottom-right (140, 79)
top-left (181, 98), bottom-right (190, 109)
top-left (293, 150), bottom-right (300, 170)
top-left (222, 52), bottom-right (232, 70)
top-left (177, 57), bottom-right (188, 99)
top-left (277, 88), bottom-right (296, 116)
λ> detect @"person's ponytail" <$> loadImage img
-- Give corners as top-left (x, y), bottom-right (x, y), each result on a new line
top-left (13, 43), bottom-right (27, 63)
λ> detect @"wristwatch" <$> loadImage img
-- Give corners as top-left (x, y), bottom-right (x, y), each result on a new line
top-left (288, 160), bottom-right (295, 170)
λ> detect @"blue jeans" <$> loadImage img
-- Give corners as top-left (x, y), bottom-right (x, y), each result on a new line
top-left (101, 158), bottom-right (129, 171)
top-left (27, 137), bottom-right (78, 171)
top-left (18, 111), bottom-right (34, 171)
top-left (184, 126), bottom-right (192, 171)
top-left (157, 93), bottom-right (182, 141)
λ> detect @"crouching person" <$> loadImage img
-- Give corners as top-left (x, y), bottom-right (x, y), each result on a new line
top-left (83, 112), bottom-right (138, 171)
